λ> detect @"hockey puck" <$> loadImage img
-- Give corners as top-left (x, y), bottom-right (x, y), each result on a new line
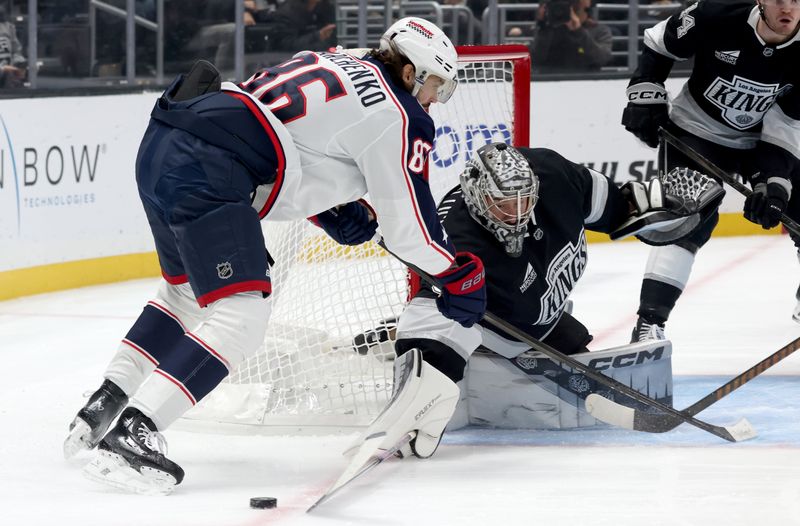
top-left (250, 497), bottom-right (277, 509)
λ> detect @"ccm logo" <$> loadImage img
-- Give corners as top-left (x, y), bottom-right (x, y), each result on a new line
top-left (628, 90), bottom-right (667, 102)
top-left (587, 347), bottom-right (665, 371)
top-left (460, 271), bottom-right (484, 292)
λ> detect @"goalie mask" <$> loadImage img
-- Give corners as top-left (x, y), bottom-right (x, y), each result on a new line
top-left (460, 143), bottom-right (539, 257)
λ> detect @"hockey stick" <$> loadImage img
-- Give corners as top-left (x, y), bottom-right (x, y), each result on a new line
top-left (585, 335), bottom-right (800, 433)
top-left (380, 242), bottom-right (755, 442)
top-left (307, 433), bottom-right (413, 512)
top-left (659, 127), bottom-right (800, 237)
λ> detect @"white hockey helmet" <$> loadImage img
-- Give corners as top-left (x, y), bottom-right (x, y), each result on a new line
top-left (379, 17), bottom-right (458, 103)
top-left (461, 143), bottom-right (539, 257)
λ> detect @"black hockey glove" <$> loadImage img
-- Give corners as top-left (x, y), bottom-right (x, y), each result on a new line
top-left (434, 252), bottom-right (487, 328)
top-left (744, 177), bottom-right (789, 229)
top-left (312, 200), bottom-right (378, 245)
top-left (621, 81), bottom-right (669, 148)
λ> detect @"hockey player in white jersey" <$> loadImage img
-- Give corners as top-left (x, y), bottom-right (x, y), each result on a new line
top-left (63, 18), bottom-right (487, 495)
top-left (621, 0), bottom-right (800, 337)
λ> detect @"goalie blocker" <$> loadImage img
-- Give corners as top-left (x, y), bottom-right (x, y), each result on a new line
top-left (610, 167), bottom-right (724, 246)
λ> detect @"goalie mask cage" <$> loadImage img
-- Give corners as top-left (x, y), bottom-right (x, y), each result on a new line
top-left (182, 45), bottom-right (531, 432)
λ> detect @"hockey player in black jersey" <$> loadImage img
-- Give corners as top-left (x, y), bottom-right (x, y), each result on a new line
top-left (622, 0), bottom-right (800, 337)
top-left (341, 142), bottom-right (722, 453)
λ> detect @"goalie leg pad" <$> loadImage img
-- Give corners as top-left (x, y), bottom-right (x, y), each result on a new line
top-left (354, 348), bottom-right (460, 459)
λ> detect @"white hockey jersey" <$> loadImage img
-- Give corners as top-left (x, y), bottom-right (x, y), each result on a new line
top-left (228, 50), bottom-right (455, 276)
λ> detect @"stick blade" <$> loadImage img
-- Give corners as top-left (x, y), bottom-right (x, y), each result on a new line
top-left (726, 417), bottom-right (758, 442)
top-left (585, 393), bottom-right (635, 429)
top-left (307, 433), bottom-right (413, 513)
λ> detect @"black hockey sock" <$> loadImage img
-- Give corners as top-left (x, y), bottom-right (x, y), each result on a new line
top-left (395, 338), bottom-right (467, 383)
top-left (637, 279), bottom-right (683, 325)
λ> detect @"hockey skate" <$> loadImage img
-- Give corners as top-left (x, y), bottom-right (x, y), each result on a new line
top-left (630, 317), bottom-right (666, 343)
top-left (83, 407), bottom-right (184, 496)
top-left (64, 379), bottom-right (128, 459)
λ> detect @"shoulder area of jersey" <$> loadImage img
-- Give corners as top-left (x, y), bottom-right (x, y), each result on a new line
top-left (692, 0), bottom-right (754, 19)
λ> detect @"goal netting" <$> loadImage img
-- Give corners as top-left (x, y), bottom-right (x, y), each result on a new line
top-left (183, 45), bottom-right (531, 432)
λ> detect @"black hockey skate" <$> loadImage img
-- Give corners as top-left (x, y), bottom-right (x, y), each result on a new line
top-left (63, 379), bottom-right (128, 459)
top-left (83, 407), bottom-right (184, 495)
top-left (630, 317), bottom-right (665, 343)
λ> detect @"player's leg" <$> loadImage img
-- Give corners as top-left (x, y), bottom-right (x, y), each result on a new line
top-left (351, 295), bottom-right (481, 458)
top-left (63, 283), bottom-right (201, 459)
top-left (84, 126), bottom-right (274, 492)
top-left (631, 124), bottom-right (735, 341)
top-left (63, 132), bottom-right (199, 459)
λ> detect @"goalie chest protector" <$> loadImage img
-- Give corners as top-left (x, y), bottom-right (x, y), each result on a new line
top-left (436, 148), bottom-right (596, 341)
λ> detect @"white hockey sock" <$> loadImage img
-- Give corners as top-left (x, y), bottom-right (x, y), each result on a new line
top-left (643, 244), bottom-right (695, 290)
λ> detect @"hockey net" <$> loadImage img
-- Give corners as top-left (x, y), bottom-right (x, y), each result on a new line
top-left (183, 46), bottom-right (531, 432)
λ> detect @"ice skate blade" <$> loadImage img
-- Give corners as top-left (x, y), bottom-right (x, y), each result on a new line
top-left (82, 450), bottom-right (177, 496)
top-left (63, 418), bottom-right (93, 460)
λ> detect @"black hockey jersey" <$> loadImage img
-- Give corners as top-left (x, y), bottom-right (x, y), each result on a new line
top-left (638, 0), bottom-right (800, 172)
top-left (429, 148), bottom-right (628, 341)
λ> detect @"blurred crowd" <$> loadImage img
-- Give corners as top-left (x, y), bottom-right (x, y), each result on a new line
top-left (0, 0), bottom-right (688, 90)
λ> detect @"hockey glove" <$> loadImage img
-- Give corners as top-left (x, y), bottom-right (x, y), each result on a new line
top-left (434, 252), bottom-right (487, 328)
top-left (744, 177), bottom-right (790, 229)
top-left (621, 81), bottom-right (669, 148)
top-left (311, 200), bottom-right (378, 245)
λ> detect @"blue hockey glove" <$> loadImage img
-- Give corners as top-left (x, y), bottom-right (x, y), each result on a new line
top-left (744, 176), bottom-right (790, 229)
top-left (312, 201), bottom-right (378, 245)
top-left (434, 252), bottom-right (487, 328)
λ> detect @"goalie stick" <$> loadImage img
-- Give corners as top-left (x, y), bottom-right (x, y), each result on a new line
top-left (659, 126), bottom-right (800, 237)
top-left (585, 335), bottom-right (800, 433)
top-left (377, 241), bottom-right (755, 443)
top-left (307, 433), bottom-right (413, 512)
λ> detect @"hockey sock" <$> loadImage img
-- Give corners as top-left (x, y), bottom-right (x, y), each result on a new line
top-left (104, 301), bottom-right (189, 396)
top-left (130, 333), bottom-right (230, 430)
top-left (638, 244), bottom-right (695, 324)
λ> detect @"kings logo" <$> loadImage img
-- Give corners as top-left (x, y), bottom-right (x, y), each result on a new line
top-left (536, 231), bottom-right (587, 325)
top-left (704, 76), bottom-right (789, 130)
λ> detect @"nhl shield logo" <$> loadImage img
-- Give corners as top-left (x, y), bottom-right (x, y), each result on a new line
top-left (216, 262), bottom-right (233, 280)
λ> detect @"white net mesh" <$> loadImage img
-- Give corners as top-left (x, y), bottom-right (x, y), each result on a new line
top-left (183, 48), bottom-right (529, 431)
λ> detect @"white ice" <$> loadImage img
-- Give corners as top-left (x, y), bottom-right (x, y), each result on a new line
top-left (2, 235), bottom-right (799, 526)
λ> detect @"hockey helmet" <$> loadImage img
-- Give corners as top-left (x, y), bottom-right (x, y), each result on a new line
top-left (460, 143), bottom-right (539, 257)
top-left (379, 17), bottom-right (458, 103)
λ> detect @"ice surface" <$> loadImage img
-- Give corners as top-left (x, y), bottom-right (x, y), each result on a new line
top-left (2, 236), bottom-right (799, 525)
